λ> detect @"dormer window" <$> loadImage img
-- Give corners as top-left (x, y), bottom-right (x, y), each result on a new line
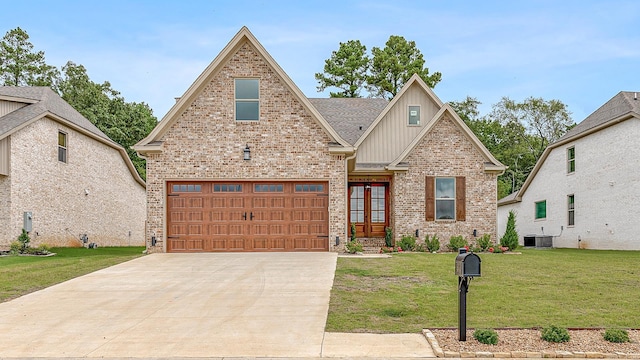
top-left (235, 79), bottom-right (259, 121)
top-left (408, 105), bottom-right (420, 125)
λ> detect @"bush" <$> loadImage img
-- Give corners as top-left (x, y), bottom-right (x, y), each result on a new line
top-left (9, 241), bottom-right (23, 255)
top-left (398, 235), bottom-right (416, 251)
top-left (447, 235), bottom-right (468, 252)
top-left (500, 210), bottom-right (519, 251)
top-left (385, 227), bottom-right (393, 247)
top-left (603, 329), bottom-right (629, 343)
top-left (477, 234), bottom-right (492, 251)
top-left (425, 234), bottom-right (440, 252)
top-left (473, 329), bottom-right (499, 345)
top-left (541, 325), bottom-right (570, 343)
top-left (345, 239), bottom-right (363, 254)
top-left (414, 243), bottom-right (428, 252)
top-left (17, 228), bottom-right (30, 251)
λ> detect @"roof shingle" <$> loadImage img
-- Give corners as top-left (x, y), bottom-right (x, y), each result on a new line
top-left (308, 98), bottom-right (388, 145)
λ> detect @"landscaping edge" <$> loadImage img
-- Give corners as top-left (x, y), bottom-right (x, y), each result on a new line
top-left (423, 329), bottom-right (640, 359)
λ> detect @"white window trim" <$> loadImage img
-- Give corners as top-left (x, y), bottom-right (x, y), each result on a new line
top-left (567, 194), bottom-right (575, 227)
top-left (234, 78), bottom-right (260, 122)
top-left (567, 146), bottom-right (575, 174)
top-left (435, 177), bottom-right (456, 221)
top-left (408, 105), bottom-right (421, 126)
top-left (58, 130), bottom-right (67, 163)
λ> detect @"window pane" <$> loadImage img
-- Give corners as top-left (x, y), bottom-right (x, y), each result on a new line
top-left (436, 178), bottom-right (455, 198)
top-left (235, 79), bottom-right (259, 99)
top-left (436, 199), bottom-right (455, 219)
top-left (535, 200), bottom-right (546, 219)
top-left (58, 147), bottom-right (66, 162)
top-left (58, 132), bottom-right (66, 147)
top-left (236, 101), bottom-right (259, 121)
top-left (409, 106), bottom-right (420, 125)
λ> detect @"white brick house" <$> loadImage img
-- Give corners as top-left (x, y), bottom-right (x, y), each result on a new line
top-left (498, 92), bottom-right (640, 250)
top-left (0, 87), bottom-right (146, 248)
top-left (134, 27), bottom-right (506, 253)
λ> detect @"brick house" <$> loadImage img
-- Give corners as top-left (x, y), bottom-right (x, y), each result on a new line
top-left (134, 27), bottom-right (505, 253)
top-left (498, 91), bottom-right (640, 250)
top-left (0, 87), bottom-right (146, 248)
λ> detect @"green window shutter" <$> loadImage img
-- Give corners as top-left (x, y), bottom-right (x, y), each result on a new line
top-left (535, 200), bottom-right (546, 219)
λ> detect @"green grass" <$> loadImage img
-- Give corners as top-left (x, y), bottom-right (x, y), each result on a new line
top-left (326, 248), bottom-right (640, 333)
top-left (0, 246), bottom-right (145, 302)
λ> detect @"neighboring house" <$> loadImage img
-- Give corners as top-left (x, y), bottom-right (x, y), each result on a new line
top-left (498, 91), bottom-right (640, 250)
top-left (0, 87), bottom-right (146, 248)
top-left (134, 27), bottom-right (506, 253)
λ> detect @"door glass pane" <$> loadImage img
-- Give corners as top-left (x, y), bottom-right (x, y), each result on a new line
top-left (350, 186), bottom-right (365, 223)
top-left (371, 186), bottom-right (386, 223)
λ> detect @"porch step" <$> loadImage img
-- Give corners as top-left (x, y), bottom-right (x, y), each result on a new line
top-left (359, 238), bottom-right (388, 254)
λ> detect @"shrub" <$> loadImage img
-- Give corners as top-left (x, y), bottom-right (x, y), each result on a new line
top-left (477, 234), bottom-right (492, 251)
top-left (425, 234), bottom-right (440, 252)
top-left (345, 239), bottom-right (363, 254)
top-left (385, 227), bottom-right (393, 247)
top-left (9, 241), bottom-right (23, 255)
top-left (541, 325), bottom-right (570, 343)
top-left (603, 329), bottom-right (629, 343)
top-left (17, 228), bottom-right (30, 251)
top-left (398, 235), bottom-right (416, 251)
top-left (447, 235), bottom-right (468, 252)
top-left (473, 329), bottom-right (499, 345)
top-left (500, 210), bottom-right (519, 251)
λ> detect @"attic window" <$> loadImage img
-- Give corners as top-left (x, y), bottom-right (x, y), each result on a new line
top-left (235, 79), bottom-right (259, 121)
top-left (408, 105), bottom-right (420, 125)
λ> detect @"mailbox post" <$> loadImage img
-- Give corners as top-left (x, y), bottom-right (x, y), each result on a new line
top-left (455, 248), bottom-right (481, 341)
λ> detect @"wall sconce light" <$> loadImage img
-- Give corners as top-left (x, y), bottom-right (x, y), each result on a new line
top-left (415, 229), bottom-right (419, 238)
top-left (243, 144), bottom-right (251, 160)
top-left (473, 229), bottom-right (477, 237)
top-left (335, 236), bottom-right (340, 246)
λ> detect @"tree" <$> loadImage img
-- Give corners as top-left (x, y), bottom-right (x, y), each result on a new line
top-left (315, 40), bottom-right (369, 98)
top-left (368, 35), bottom-right (441, 99)
top-left (500, 210), bottom-right (519, 251)
top-left (0, 27), bottom-right (59, 87)
top-left (57, 62), bottom-right (157, 179)
top-left (450, 96), bottom-right (548, 198)
top-left (488, 97), bottom-right (574, 160)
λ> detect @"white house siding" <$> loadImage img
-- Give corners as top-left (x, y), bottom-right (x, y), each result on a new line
top-left (498, 118), bottom-right (640, 250)
top-left (3, 117), bottom-right (146, 247)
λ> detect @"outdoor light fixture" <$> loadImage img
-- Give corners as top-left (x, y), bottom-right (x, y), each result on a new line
top-left (473, 229), bottom-right (477, 237)
top-left (415, 229), bottom-right (419, 238)
top-left (335, 236), bottom-right (340, 246)
top-left (243, 144), bottom-right (251, 160)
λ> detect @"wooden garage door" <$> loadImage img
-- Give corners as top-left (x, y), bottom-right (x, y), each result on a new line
top-left (166, 181), bottom-right (329, 252)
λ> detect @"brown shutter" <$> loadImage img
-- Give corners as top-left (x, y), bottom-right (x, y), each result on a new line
top-left (425, 176), bottom-right (434, 221)
top-left (456, 176), bottom-right (466, 221)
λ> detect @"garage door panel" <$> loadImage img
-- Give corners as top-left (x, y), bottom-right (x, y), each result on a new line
top-left (167, 181), bottom-right (328, 252)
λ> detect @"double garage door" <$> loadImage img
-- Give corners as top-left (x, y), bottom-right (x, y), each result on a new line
top-left (166, 181), bottom-right (329, 252)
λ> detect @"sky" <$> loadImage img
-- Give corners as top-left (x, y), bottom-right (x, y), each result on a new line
top-left (1, 0), bottom-right (638, 122)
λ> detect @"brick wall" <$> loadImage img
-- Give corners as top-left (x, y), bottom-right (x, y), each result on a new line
top-left (393, 114), bottom-right (498, 249)
top-left (1, 118), bottom-right (146, 247)
top-left (0, 172), bottom-right (8, 246)
top-left (145, 42), bottom-right (347, 252)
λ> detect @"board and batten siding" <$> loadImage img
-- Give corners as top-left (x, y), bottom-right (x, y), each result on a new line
top-left (356, 83), bottom-right (440, 163)
top-left (0, 100), bottom-right (26, 117)
top-left (0, 137), bottom-right (9, 175)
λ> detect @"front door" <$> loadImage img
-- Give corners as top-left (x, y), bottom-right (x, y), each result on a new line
top-left (349, 183), bottom-right (388, 237)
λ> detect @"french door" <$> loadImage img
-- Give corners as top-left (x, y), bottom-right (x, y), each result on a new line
top-left (349, 183), bottom-right (388, 237)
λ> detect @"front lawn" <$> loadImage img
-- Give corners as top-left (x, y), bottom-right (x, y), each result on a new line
top-left (0, 246), bottom-right (145, 302)
top-left (326, 248), bottom-right (640, 333)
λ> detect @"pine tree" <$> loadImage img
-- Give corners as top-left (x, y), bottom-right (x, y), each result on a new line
top-left (500, 210), bottom-right (519, 250)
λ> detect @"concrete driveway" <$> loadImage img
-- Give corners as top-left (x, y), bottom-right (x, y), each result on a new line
top-left (0, 252), bottom-right (338, 358)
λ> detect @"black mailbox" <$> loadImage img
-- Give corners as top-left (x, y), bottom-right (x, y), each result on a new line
top-left (455, 252), bottom-right (481, 277)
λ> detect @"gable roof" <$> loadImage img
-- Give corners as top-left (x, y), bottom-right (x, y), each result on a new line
top-left (134, 26), bottom-right (352, 155)
top-left (308, 98), bottom-right (388, 145)
top-left (0, 86), bottom-right (145, 187)
top-left (349, 74), bottom-right (505, 172)
top-left (499, 91), bottom-right (640, 205)
top-left (557, 91), bottom-right (640, 142)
